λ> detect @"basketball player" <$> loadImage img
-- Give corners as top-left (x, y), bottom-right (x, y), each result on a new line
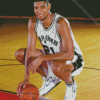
top-left (16, 0), bottom-right (84, 99)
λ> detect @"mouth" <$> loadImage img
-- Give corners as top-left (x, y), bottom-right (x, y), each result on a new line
top-left (38, 14), bottom-right (43, 18)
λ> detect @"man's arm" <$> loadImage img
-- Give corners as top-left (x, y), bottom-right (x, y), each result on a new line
top-left (24, 17), bottom-right (37, 82)
top-left (17, 17), bottom-right (37, 95)
top-left (39, 18), bottom-right (74, 62)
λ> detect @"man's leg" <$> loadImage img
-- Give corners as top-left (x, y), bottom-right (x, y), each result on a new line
top-left (15, 48), bottom-right (47, 77)
top-left (51, 60), bottom-right (77, 100)
top-left (51, 60), bottom-right (74, 84)
top-left (15, 48), bottom-right (61, 95)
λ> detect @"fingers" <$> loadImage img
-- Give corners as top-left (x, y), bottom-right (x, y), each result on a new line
top-left (17, 81), bottom-right (29, 96)
top-left (28, 63), bottom-right (36, 74)
top-left (17, 84), bottom-right (20, 96)
top-left (28, 63), bottom-right (33, 74)
top-left (31, 64), bottom-right (36, 74)
top-left (17, 82), bottom-right (24, 96)
top-left (17, 83), bottom-right (21, 96)
top-left (17, 86), bottom-right (19, 96)
top-left (32, 67), bottom-right (36, 74)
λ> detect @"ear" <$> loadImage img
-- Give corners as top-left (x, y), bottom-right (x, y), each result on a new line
top-left (48, 3), bottom-right (51, 10)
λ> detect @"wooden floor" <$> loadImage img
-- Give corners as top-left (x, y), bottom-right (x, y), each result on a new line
top-left (0, 19), bottom-right (100, 100)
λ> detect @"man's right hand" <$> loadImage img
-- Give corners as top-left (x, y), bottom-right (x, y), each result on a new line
top-left (17, 80), bottom-right (29, 96)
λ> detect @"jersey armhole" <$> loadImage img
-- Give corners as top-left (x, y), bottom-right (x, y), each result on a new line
top-left (55, 16), bottom-right (62, 42)
top-left (35, 19), bottom-right (39, 33)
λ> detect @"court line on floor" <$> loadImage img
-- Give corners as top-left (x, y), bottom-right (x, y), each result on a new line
top-left (0, 64), bottom-right (100, 71)
top-left (0, 64), bottom-right (23, 66)
top-left (0, 90), bottom-right (16, 94)
top-left (83, 67), bottom-right (100, 71)
top-left (0, 59), bottom-right (17, 61)
top-left (0, 59), bottom-right (100, 71)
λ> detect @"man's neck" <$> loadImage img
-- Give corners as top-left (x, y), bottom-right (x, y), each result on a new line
top-left (42, 13), bottom-right (54, 29)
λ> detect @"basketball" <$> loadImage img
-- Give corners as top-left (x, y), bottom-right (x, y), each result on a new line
top-left (19, 84), bottom-right (39, 100)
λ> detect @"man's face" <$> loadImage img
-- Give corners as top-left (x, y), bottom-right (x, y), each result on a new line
top-left (34, 1), bottom-right (49, 20)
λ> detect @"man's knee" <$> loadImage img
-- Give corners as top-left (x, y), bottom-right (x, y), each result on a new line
top-left (15, 49), bottom-right (19, 59)
top-left (15, 50), bottom-right (19, 59)
top-left (51, 61), bottom-right (74, 83)
top-left (15, 48), bottom-right (26, 63)
top-left (51, 61), bottom-right (61, 75)
top-left (51, 61), bottom-right (74, 74)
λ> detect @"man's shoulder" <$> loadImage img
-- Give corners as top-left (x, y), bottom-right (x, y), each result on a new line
top-left (29, 16), bottom-right (37, 24)
top-left (56, 16), bottom-right (70, 35)
top-left (28, 16), bottom-right (37, 30)
top-left (57, 17), bottom-right (67, 29)
top-left (56, 15), bottom-right (70, 29)
top-left (28, 16), bottom-right (37, 28)
top-left (57, 16), bottom-right (68, 25)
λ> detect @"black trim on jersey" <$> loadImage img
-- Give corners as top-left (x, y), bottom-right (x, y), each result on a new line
top-left (41, 13), bottom-right (57, 31)
top-left (35, 19), bottom-right (43, 44)
top-left (35, 18), bottom-right (39, 33)
top-left (55, 16), bottom-right (62, 41)
top-left (72, 50), bottom-right (83, 72)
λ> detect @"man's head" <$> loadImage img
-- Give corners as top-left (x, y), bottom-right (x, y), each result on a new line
top-left (33, 0), bottom-right (51, 20)
top-left (34, 0), bottom-right (49, 5)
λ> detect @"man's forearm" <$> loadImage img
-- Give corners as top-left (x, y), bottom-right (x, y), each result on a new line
top-left (40, 51), bottom-right (74, 62)
top-left (24, 50), bottom-right (35, 82)
top-left (24, 52), bottom-right (30, 82)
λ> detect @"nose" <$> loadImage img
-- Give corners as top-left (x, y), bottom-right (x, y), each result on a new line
top-left (37, 8), bottom-right (42, 14)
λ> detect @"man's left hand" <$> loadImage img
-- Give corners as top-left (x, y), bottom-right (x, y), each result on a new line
top-left (28, 56), bottom-right (43, 74)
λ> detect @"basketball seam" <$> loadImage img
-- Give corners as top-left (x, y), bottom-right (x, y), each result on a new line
top-left (20, 85), bottom-right (39, 100)
top-left (20, 95), bottom-right (27, 100)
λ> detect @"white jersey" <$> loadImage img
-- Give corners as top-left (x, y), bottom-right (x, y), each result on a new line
top-left (35, 13), bottom-right (82, 56)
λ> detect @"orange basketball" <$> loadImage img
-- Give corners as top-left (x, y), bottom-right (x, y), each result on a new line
top-left (19, 84), bottom-right (39, 100)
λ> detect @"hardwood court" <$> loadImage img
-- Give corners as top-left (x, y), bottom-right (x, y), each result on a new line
top-left (0, 19), bottom-right (100, 100)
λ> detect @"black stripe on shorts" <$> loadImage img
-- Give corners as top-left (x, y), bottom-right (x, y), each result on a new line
top-left (72, 51), bottom-right (83, 72)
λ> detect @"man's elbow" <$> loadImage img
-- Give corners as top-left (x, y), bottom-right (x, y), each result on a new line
top-left (70, 53), bottom-right (74, 60)
top-left (65, 51), bottom-right (74, 60)
top-left (69, 48), bottom-right (74, 60)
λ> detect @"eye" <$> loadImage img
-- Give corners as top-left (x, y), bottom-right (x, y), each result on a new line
top-left (41, 6), bottom-right (45, 9)
top-left (34, 7), bottom-right (38, 10)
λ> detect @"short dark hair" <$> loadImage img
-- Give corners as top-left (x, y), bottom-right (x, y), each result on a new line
top-left (34, 0), bottom-right (49, 4)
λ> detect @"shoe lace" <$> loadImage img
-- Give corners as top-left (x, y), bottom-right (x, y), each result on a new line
top-left (46, 77), bottom-right (54, 84)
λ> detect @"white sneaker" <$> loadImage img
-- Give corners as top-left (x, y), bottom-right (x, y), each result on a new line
top-left (39, 76), bottom-right (61, 95)
top-left (64, 80), bottom-right (77, 100)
